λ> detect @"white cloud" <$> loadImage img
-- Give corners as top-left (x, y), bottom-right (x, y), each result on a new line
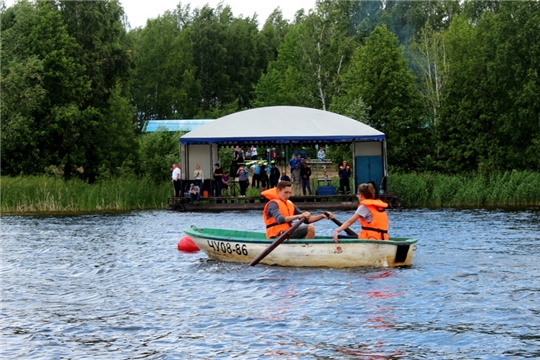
top-left (121, 0), bottom-right (315, 29)
top-left (3, 0), bottom-right (315, 29)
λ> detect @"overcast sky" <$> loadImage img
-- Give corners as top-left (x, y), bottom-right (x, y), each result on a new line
top-left (3, 0), bottom-right (316, 28)
top-left (123, 0), bottom-right (315, 28)
top-left (3, 0), bottom-right (315, 28)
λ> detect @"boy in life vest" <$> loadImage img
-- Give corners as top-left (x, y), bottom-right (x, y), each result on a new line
top-left (261, 181), bottom-right (331, 239)
top-left (332, 183), bottom-right (389, 243)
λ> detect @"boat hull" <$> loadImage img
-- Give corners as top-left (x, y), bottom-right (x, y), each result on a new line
top-left (184, 227), bottom-right (418, 268)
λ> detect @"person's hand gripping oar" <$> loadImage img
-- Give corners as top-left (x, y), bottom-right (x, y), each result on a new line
top-left (324, 211), bottom-right (358, 237)
top-left (249, 216), bottom-right (308, 267)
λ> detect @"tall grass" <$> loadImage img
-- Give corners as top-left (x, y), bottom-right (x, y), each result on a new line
top-left (2, 171), bottom-right (538, 214)
top-left (1, 176), bottom-right (172, 214)
top-left (389, 171), bottom-right (540, 208)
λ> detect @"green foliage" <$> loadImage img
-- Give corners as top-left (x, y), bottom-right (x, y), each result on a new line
top-left (388, 171), bottom-right (540, 207)
top-left (438, 3), bottom-right (540, 173)
top-left (57, 0), bottom-right (136, 181)
top-left (0, 175), bottom-right (172, 213)
top-left (325, 144), bottom-right (352, 170)
top-left (246, 187), bottom-right (262, 198)
top-left (329, 98), bottom-right (371, 124)
top-left (339, 0), bottom-right (383, 41)
top-left (218, 146), bottom-right (235, 176)
top-left (408, 23), bottom-right (449, 169)
top-left (59, 0), bottom-right (131, 109)
top-left (382, 0), bottom-right (461, 45)
top-left (129, 9), bottom-right (200, 127)
top-left (484, 2), bottom-right (540, 170)
top-left (196, 100), bottom-right (240, 120)
top-left (463, 0), bottom-right (502, 23)
top-left (1, 0), bottom-right (137, 182)
top-left (258, 8), bottom-right (290, 65)
top-left (96, 83), bottom-right (139, 179)
top-left (254, 64), bottom-right (305, 107)
top-left (190, 4), bottom-right (263, 112)
top-left (438, 15), bottom-right (492, 173)
top-left (1, 1), bottom-right (90, 177)
top-left (255, 1), bottom-right (354, 110)
top-left (335, 25), bottom-right (427, 171)
top-left (2, 0), bottom-right (539, 181)
top-left (138, 129), bottom-right (183, 183)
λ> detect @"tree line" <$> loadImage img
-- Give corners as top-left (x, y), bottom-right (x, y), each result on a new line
top-left (1, 0), bottom-right (539, 183)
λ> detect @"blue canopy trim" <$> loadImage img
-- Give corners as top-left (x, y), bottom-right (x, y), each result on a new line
top-left (179, 134), bottom-right (385, 145)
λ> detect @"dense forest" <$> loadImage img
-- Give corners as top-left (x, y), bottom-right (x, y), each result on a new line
top-left (1, 0), bottom-right (539, 183)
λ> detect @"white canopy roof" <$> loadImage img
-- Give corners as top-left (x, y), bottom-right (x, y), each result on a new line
top-left (180, 106), bottom-right (385, 144)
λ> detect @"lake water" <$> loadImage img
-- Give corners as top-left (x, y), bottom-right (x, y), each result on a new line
top-left (1, 208), bottom-right (539, 359)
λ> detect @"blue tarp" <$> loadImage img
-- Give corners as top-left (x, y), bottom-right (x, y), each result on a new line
top-left (143, 119), bottom-right (214, 133)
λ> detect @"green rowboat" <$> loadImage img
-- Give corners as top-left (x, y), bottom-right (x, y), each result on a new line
top-left (184, 226), bottom-right (418, 268)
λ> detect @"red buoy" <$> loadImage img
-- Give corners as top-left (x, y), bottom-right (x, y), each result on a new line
top-left (177, 236), bottom-right (200, 252)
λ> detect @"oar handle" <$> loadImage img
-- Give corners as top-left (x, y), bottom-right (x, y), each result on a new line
top-left (325, 212), bottom-right (358, 237)
top-left (249, 216), bottom-right (306, 267)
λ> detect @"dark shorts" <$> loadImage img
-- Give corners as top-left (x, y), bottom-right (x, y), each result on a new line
top-left (272, 225), bottom-right (308, 239)
top-left (290, 225), bottom-right (309, 239)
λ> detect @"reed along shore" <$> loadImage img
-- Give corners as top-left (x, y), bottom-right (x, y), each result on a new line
top-left (389, 170), bottom-right (540, 208)
top-left (1, 171), bottom-right (539, 214)
top-left (1, 176), bottom-right (171, 214)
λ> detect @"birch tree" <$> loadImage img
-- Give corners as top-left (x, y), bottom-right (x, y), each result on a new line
top-left (334, 25), bottom-right (426, 170)
top-left (409, 24), bottom-right (449, 160)
top-left (255, 0), bottom-right (353, 110)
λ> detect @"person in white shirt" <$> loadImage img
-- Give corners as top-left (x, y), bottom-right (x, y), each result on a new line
top-left (193, 164), bottom-right (204, 189)
top-left (250, 145), bottom-right (258, 160)
top-left (172, 164), bottom-right (182, 197)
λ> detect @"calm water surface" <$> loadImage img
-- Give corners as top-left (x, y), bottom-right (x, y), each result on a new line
top-left (1, 208), bottom-right (539, 359)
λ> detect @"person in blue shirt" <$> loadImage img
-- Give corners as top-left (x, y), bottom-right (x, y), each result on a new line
top-left (289, 154), bottom-right (298, 172)
top-left (280, 173), bottom-right (291, 182)
top-left (251, 162), bottom-right (261, 188)
top-left (189, 183), bottom-right (201, 204)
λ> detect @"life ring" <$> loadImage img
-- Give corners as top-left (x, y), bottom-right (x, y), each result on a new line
top-left (390, 197), bottom-right (401, 209)
top-left (173, 203), bottom-right (185, 212)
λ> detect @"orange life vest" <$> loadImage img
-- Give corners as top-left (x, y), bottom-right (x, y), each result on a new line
top-left (261, 188), bottom-right (295, 238)
top-left (358, 199), bottom-right (389, 240)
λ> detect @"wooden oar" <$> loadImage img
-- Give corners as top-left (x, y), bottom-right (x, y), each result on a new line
top-left (324, 212), bottom-right (358, 237)
top-left (249, 217), bottom-right (306, 267)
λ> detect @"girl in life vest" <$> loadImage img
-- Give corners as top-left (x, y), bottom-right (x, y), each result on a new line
top-left (332, 183), bottom-right (389, 243)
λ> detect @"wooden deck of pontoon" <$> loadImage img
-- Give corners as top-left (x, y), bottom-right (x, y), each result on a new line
top-left (167, 193), bottom-right (401, 212)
